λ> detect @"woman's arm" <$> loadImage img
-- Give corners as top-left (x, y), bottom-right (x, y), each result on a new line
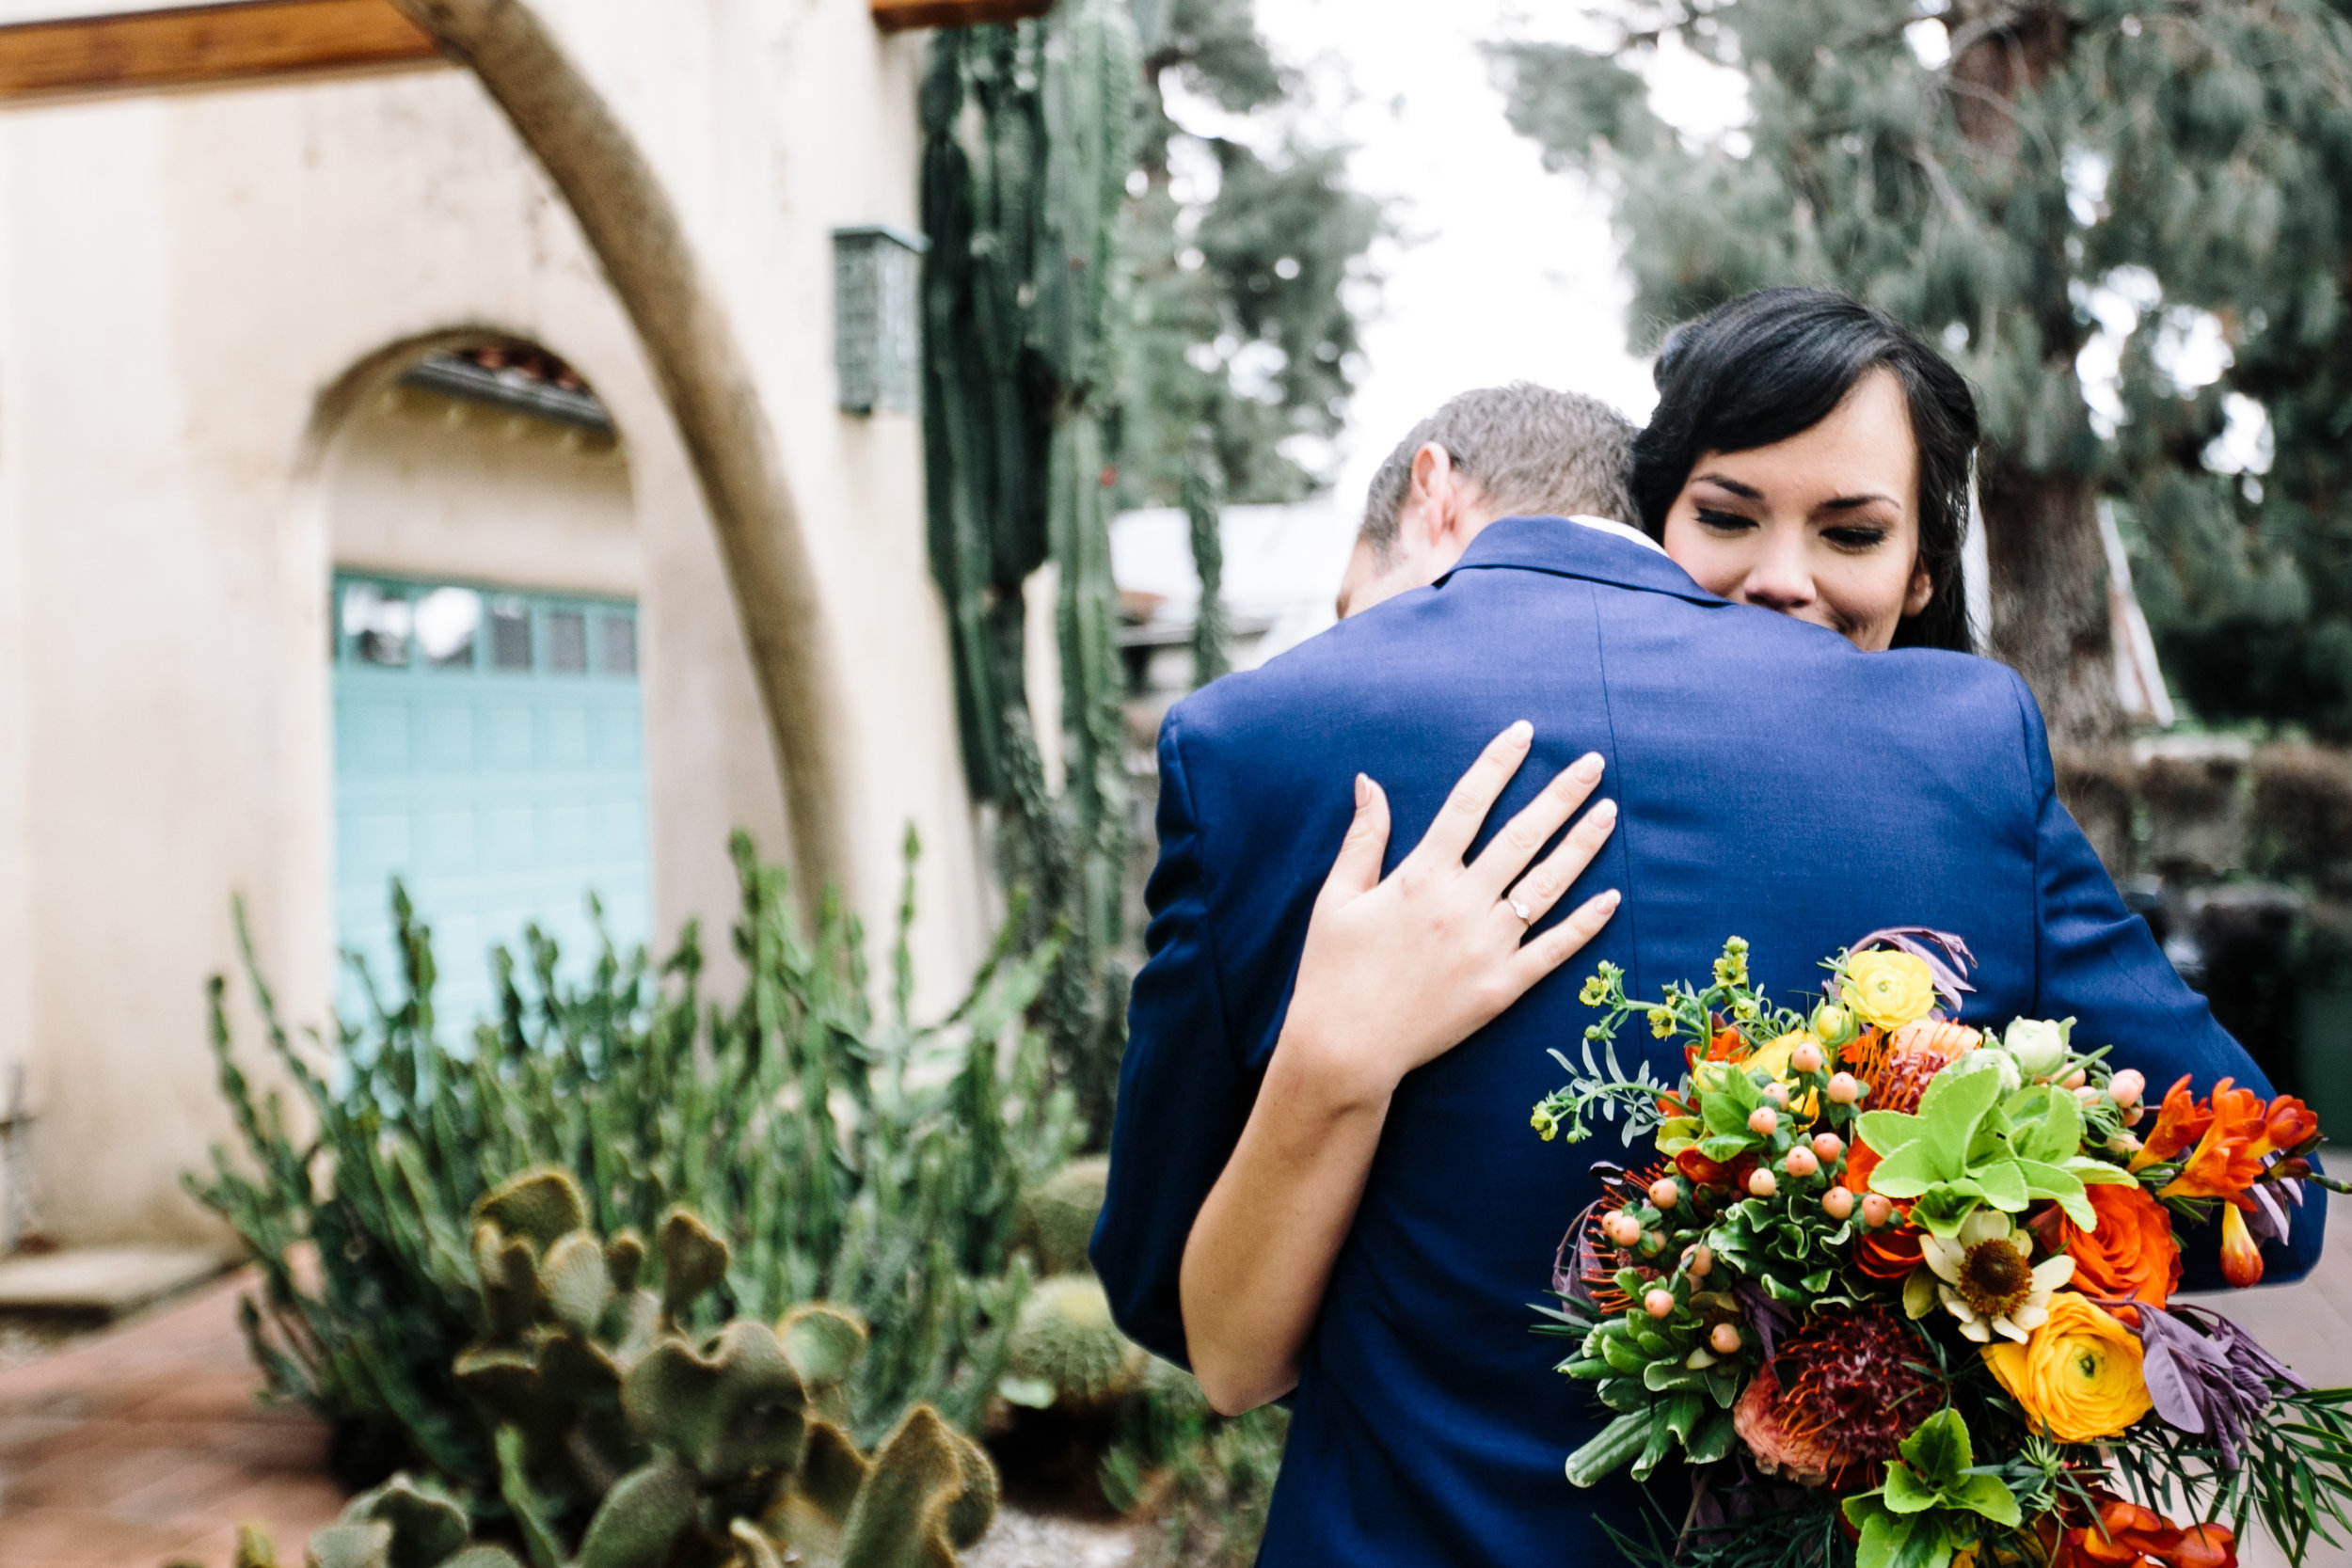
top-left (1179, 721), bottom-right (1622, 1415)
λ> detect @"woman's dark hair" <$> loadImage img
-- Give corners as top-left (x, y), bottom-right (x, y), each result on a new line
top-left (1631, 287), bottom-right (1981, 653)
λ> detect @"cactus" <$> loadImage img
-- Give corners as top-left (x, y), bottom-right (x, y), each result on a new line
top-left (1016, 1154), bottom-right (1109, 1276)
top-left (235, 1175), bottom-right (998, 1568)
top-left (187, 832), bottom-right (1077, 1506)
top-left (920, 0), bottom-right (1142, 1142)
top-left (999, 1274), bottom-right (1143, 1410)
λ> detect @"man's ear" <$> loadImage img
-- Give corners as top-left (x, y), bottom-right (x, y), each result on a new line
top-left (1410, 442), bottom-right (1470, 549)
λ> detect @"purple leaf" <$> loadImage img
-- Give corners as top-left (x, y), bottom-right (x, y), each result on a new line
top-left (1847, 927), bottom-right (1979, 1013)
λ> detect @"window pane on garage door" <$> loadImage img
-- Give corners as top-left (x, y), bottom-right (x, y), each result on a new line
top-left (332, 572), bottom-right (652, 1031)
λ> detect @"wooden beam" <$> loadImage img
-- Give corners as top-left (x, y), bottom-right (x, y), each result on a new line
top-left (870, 0), bottom-right (1056, 33)
top-left (0, 1), bottom-right (443, 102)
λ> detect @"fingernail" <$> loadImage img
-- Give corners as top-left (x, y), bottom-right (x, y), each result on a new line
top-left (1355, 772), bottom-right (1370, 807)
top-left (1601, 889), bottom-right (1622, 909)
top-left (1572, 752), bottom-right (1604, 784)
top-left (1593, 799), bottom-right (1618, 822)
top-left (1508, 720), bottom-right (1534, 745)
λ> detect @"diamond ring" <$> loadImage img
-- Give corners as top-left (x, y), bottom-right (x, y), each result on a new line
top-left (1507, 895), bottom-right (1533, 925)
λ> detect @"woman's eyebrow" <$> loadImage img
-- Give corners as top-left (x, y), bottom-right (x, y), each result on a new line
top-left (1692, 472), bottom-right (1763, 499)
top-left (1820, 492), bottom-right (1900, 511)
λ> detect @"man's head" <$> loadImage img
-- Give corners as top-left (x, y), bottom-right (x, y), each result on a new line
top-left (1337, 383), bottom-right (1638, 618)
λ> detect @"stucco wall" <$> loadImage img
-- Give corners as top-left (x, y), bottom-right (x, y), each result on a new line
top-left (0, 2), bottom-right (986, 1244)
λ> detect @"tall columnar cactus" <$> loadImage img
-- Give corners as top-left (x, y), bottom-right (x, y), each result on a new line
top-left (232, 1170), bottom-right (1001, 1568)
top-left (921, 0), bottom-right (1142, 1141)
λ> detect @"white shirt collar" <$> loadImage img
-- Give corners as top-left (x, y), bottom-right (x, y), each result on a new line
top-left (1565, 514), bottom-right (1668, 556)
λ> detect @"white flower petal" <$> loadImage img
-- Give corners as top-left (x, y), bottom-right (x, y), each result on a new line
top-left (2009, 1303), bottom-right (2050, 1332)
top-left (1961, 1209), bottom-right (2010, 1247)
top-left (1923, 1236), bottom-right (1965, 1283)
top-left (1994, 1315), bottom-right (2031, 1343)
top-left (2008, 1232), bottom-right (2033, 1257)
top-left (2031, 1256), bottom-right (2076, 1291)
top-left (1960, 1318), bottom-right (1993, 1342)
top-left (1940, 1286), bottom-right (1977, 1323)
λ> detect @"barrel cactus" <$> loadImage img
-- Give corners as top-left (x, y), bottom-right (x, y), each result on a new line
top-left (1016, 1154), bottom-right (1109, 1276)
top-left (238, 1167), bottom-right (999, 1568)
top-left (999, 1273), bottom-right (1144, 1410)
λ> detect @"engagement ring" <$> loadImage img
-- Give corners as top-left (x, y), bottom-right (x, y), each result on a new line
top-left (1507, 895), bottom-right (1532, 925)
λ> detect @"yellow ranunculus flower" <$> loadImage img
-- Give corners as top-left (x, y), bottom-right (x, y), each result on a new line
top-left (1842, 951), bottom-right (1938, 1031)
top-left (1981, 1293), bottom-right (2153, 1442)
top-left (1743, 1031), bottom-right (1821, 1118)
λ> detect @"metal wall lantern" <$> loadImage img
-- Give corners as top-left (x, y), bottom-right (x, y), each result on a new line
top-left (834, 224), bottom-right (929, 417)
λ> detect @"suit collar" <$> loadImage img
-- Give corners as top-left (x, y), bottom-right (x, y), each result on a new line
top-left (1438, 515), bottom-right (1728, 608)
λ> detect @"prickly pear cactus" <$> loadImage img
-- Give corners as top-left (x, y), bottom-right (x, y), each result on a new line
top-left (999, 1273), bottom-right (1143, 1410)
top-left (1016, 1155), bottom-right (1109, 1276)
top-left (232, 1168), bottom-right (1001, 1568)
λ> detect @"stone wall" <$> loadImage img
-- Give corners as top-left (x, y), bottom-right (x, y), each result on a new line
top-left (2057, 739), bottom-right (2352, 1124)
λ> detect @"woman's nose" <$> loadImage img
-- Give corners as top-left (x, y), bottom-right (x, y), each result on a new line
top-left (1740, 532), bottom-right (1816, 612)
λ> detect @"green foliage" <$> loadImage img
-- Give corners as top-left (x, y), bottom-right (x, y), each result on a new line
top-left (185, 834), bottom-right (1078, 1511)
top-left (2105, 1386), bottom-right (2352, 1564)
top-left (1842, 1410), bottom-right (2020, 1568)
top-left (231, 1180), bottom-right (998, 1568)
top-left (1857, 1072), bottom-right (2133, 1236)
top-left (1101, 1359), bottom-right (1290, 1568)
top-left (1115, 0), bottom-right (1385, 512)
top-left (1490, 1), bottom-right (2352, 739)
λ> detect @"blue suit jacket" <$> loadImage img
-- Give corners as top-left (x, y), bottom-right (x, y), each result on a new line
top-left (1090, 517), bottom-right (2323, 1566)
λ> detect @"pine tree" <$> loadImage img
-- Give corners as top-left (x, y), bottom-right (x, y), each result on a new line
top-left (1492, 1), bottom-right (2352, 744)
top-left (1116, 0), bottom-right (1386, 510)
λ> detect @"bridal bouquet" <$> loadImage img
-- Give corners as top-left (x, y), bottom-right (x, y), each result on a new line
top-left (1531, 931), bottom-right (2352, 1568)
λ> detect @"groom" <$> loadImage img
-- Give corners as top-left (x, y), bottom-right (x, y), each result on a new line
top-left (1091, 384), bottom-right (2323, 1564)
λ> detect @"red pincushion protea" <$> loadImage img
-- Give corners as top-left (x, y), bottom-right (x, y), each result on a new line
top-left (1573, 1163), bottom-right (1676, 1312)
top-left (1731, 1307), bottom-right (1939, 1488)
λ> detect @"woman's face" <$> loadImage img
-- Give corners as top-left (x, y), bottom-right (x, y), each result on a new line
top-left (1660, 367), bottom-right (1933, 652)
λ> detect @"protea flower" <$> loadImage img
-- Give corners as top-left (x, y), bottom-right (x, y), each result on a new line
top-left (1729, 1307), bottom-right (1938, 1487)
top-left (1921, 1209), bottom-right (2074, 1342)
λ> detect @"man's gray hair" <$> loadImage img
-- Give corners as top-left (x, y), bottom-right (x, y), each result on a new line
top-left (1359, 383), bottom-right (1638, 558)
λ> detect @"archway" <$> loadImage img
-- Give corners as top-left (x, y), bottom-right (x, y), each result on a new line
top-left (315, 335), bottom-right (651, 1023)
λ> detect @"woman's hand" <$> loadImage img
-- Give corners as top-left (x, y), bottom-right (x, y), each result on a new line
top-left (1280, 719), bottom-right (1622, 1108)
top-left (1180, 722), bottom-right (1620, 1415)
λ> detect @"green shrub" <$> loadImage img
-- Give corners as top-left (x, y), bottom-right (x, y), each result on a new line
top-left (1101, 1360), bottom-right (1289, 1568)
top-left (187, 831), bottom-right (1079, 1512)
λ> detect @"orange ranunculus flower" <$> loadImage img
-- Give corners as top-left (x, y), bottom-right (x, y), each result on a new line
top-left (2159, 1080), bottom-right (2268, 1200)
top-left (2218, 1201), bottom-right (2264, 1289)
top-left (2250, 1094), bottom-right (2319, 1160)
top-left (1982, 1293), bottom-right (2153, 1442)
top-left (2133, 1075), bottom-right (2214, 1169)
top-left (2045, 1180), bottom-right (2181, 1307)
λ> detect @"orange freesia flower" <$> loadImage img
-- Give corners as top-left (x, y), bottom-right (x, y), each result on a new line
top-left (2218, 1202), bottom-right (2264, 1289)
top-left (2158, 1080), bottom-right (2268, 1201)
top-left (2250, 1094), bottom-right (2319, 1160)
top-left (2133, 1075), bottom-right (2213, 1169)
top-left (2057, 1492), bottom-right (2237, 1568)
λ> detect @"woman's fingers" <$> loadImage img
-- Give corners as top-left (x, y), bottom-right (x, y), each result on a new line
top-left (1511, 888), bottom-right (1624, 992)
top-left (1320, 773), bottom-right (1392, 903)
top-left (1408, 721), bottom-right (1534, 870)
top-left (1465, 752), bottom-right (1606, 900)
top-left (1503, 795), bottom-right (1618, 926)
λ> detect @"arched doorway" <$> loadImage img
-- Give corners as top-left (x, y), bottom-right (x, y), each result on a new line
top-left (322, 340), bottom-right (650, 1027)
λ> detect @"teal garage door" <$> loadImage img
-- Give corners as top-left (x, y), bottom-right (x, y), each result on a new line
top-left (332, 572), bottom-right (651, 1030)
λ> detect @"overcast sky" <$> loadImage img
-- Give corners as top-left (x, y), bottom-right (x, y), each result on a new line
top-left (1238, 0), bottom-right (1650, 508)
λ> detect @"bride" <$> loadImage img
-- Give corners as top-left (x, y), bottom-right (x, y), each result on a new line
top-left (1179, 286), bottom-right (1991, 1415)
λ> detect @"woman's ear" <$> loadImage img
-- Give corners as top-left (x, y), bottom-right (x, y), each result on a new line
top-left (1902, 560), bottom-right (1935, 619)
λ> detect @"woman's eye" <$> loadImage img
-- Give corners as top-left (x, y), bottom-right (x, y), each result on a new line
top-left (1823, 526), bottom-right (1890, 550)
top-left (1694, 508), bottom-right (1756, 533)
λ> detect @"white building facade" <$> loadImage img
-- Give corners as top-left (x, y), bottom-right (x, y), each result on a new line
top-left (0, 0), bottom-right (999, 1243)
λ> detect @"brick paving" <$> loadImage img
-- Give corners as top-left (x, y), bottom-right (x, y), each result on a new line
top-left (0, 1270), bottom-right (342, 1568)
top-left (2, 1243), bottom-right (2350, 1568)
